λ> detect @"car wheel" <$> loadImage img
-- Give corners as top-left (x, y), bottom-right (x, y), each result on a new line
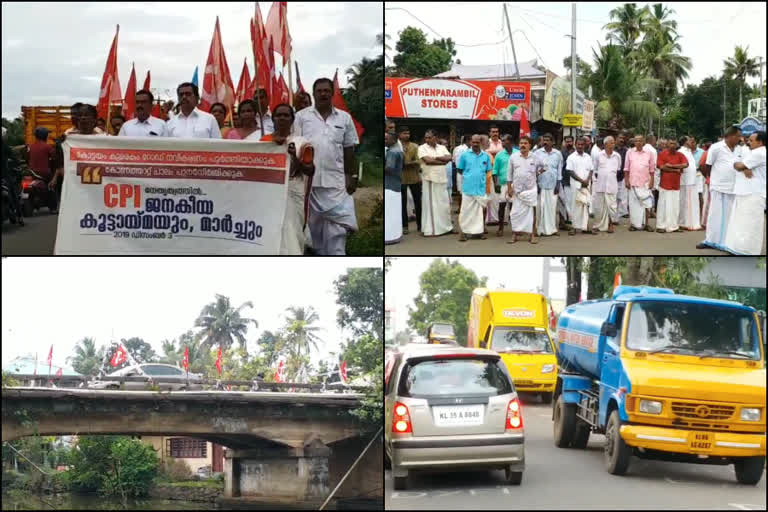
top-left (107, 384), bottom-right (120, 390)
top-left (553, 395), bottom-right (575, 448)
top-left (504, 466), bottom-right (523, 485)
top-left (571, 421), bottom-right (590, 449)
top-left (733, 456), bottom-right (765, 485)
top-left (604, 410), bottom-right (631, 475)
top-left (541, 392), bottom-right (553, 404)
top-left (393, 475), bottom-right (408, 490)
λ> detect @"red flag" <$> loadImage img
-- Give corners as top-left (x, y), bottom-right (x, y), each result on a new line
top-left (122, 63), bottom-right (137, 121)
top-left (271, 72), bottom-right (290, 112)
top-left (182, 346), bottom-right (189, 371)
top-left (215, 346), bottom-right (222, 375)
top-left (235, 58), bottom-right (252, 105)
top-left (142, 70), bottom-right (151, 91)
top-left (613, 273), bottom-right (622, 291)
top-left (47, 345), bottom-right (53, 373)
top-left (549, 303), bottom-right (557, 330)
top-left (151, 103), bottom-right (163, 119)
top-left (251, 5), bottom-right (273, 101)
top-left (294, 61), bottom-right (305, 94)
top-left (332, 70), bottom-right (364, 140)
top-left (97, 24), bottom-right (122, 121)
top-left (339, 361), bottom-right (348, 383)
top-left (265, 1), bottom-right (291, 61)
top-left (110, 345), bottom-right (127, 367)
top-left (274, 360), bottom-right (285, 383)
top-left (200, 17), bottom-right (236, 115)
top-left (267, 36), bottom-right (276, 99)
top-left (519, 107), bottom-right (530, 138)
top-left (55, 367), bottom-right (63, 378)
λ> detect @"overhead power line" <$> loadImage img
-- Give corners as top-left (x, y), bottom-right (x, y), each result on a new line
top-left (385, 7), bottom-right (509, 47)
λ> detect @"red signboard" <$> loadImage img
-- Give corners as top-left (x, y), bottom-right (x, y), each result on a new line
top-left (385, 77), bottom-right (530, 121)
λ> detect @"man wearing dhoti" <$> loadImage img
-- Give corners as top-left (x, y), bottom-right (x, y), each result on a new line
top-left (384, 132), bottom-right (404, 245)
top-left (593, 136), bottom-right (622, 233)
top-left (506, 135), bottom-right (539, 244)
top-left (655, 138), bottom-right (688, 233)
top-left (697, 126), bottom-right (742, 251)
top-left (485, 126), bottom-right (503, 226)
top-left (566, 137), bottom-right (597, 235)
top-left (558, 135), bottom-right (575, 230)
top-left (624, 135), bottom-right (655, 232)
top-left (724, 131), bottom-right (766, 255)
top-left (615, 132), bottom-right (630, 222)
top-left (533, 133), bottom-right (563, 237)
top-left (678, 136), bottom-right (702, 231)
top-left (457, 134), bottom-right (491, 242)
top-left (418, 129), bottom-right (454, 237)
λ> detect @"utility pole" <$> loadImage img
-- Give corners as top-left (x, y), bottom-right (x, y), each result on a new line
top-left (503, 3), bottom-right (520, 80)
top-left (570, 3), bottom-right (577, 138)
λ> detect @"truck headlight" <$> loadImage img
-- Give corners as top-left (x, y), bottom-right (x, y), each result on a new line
top-left (541, 364), bottom-right (555, 373)
top-left (639, 400), bottom-right (663, 414)
top-left (740, 408), bottom-right (761, 421)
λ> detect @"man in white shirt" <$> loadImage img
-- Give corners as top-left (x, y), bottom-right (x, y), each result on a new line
top-left (677, 135), bottom-right (701, 231)
top-left (724, 131), bottom-right (766, 255)
top-left (118, 89), bottom-right (168, 137)
top-left (697, 126), bottom-right (741, 250)
top-left (644, 134), bottom-right (659, 215)
top-left (593, 136), bottom-right (622, 233)
top-left (419, 129), bottom-right (454, 236)
top-left (254, 88), bottom-right (275, 137)
top-left (566, 137), bottom-right (597, 235)
top-left (294, 78), bottom-right (359, 255)
top-left (166, 82), bottom-right (221, 139)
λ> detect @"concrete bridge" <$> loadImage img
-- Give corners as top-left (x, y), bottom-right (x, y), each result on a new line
top-left (2, 387), bottom-right (382, 506)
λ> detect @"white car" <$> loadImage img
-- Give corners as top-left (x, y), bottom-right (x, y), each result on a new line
top-left (88, 363), bottom-right (204, 391)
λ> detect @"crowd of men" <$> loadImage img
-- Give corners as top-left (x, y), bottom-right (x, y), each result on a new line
top-left (384, 122), bottom-right (765, 255)
top-left (21, 80), bottom-right (359, 255)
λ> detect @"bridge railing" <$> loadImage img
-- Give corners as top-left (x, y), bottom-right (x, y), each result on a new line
top-left (6, 374), bottom-right (370, 393)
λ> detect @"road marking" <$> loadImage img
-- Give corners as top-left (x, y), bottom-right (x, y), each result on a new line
top-left (433, 490), bottom-right (463, 497)
top-left (391, 492), bottom-right (427, 499)
top-left (728, 505), bottom-right (763, 510)
top-left (664, 477), bottom-right (679, 484)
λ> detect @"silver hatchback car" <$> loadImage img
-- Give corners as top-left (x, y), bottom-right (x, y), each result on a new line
top-left (385, 344), bottom-right (525, 490)
top-left (88, 363), bottom-right (204, 391)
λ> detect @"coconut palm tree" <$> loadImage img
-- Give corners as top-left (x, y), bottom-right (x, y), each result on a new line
top-left (282, 306), bottom-right (323, 381)
top-left (642, 3), bottom-right (680, 45)
top-left (603, 3), bottom-right (649, 65)
top-left (194, 294), bottom-right (258, 357)
top-left (723, 45), bottom-right (761, 121)
top-left (67, 337), bottom-right (105, 377)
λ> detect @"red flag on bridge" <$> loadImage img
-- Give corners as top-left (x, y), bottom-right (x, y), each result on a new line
top-left (339, 360), bottom-right (348, 383)
top-left (215, 345), bottom-right (222, 375)
top-left (47, 345), bottom-right (53, 374)
top-left (110, 345), bottom-right (127, 367)
top-left (97, 24), bottom-right (122, 122)
top-left (182, 346), bottom-right (189, 371)
top-left (274, 360), bottom-right (285, 383)
top-left (332, 69), bottom-right (364, 140)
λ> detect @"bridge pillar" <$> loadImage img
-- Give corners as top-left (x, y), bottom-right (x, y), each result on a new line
top-left (223, 437), bottom-right (331, 502)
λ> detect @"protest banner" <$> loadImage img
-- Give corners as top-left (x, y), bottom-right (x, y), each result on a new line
top-left (54, 136), bottom-right (288, 254)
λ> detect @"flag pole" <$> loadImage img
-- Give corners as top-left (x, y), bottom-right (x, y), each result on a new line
top-left (287, 54), bottom-right (293, 106)
top-left (105, 24), bottom-right (119, 134)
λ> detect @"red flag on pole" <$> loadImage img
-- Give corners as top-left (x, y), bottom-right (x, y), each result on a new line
top-left (97, 24), bottom-right (122, 121)
top-left (122, 63), bottom-right (137, 121)
top-left (47, 345), bottom-right (53, 373)
top-left (235, 58), bottom-right (252, 106)
top-left (110, 345), bottom-right (127, 367)
top-left (519, 107), bottom-right (530, 137)
top-left (271, 72), bottom-right (290, 112)
top-left (251, 6), bottom-right (272, 97)
top-left (215, 346), bottom-right (223, 375)
top-left (265, 1), bottom-right (291, 61)
top-left (332, 70), bottom-right (364, 140)
top-left (182, 346), bottom-right (189, 371)
top-left (274, 360), bottom-right (285, 383)
top-left (339, 361), bottom-right (348, 383)
top-left (294, 61), bottom-right (305, 94)
top-left (143, 70), bottom-right (151, 91)
top-left (55, 367), bottom-right (63, 378)
top-left (613, 272), bottom-right (622, 291)
top-left (200, 17), bottom-right (236, 115)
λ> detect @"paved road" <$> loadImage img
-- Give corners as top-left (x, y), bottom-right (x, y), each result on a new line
top-left (385, 398), bottom-right (766, 510)
top-left (386, 197), bottom-right (767, 255)
top-left (1, 209), bottom-right (58, 255)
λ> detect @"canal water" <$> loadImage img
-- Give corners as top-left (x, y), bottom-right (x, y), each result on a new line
top-left (2, 491), bottom-right (218, 510)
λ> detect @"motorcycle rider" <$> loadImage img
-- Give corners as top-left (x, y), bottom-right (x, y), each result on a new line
top-left (2, 127), bottom-right (24, 224)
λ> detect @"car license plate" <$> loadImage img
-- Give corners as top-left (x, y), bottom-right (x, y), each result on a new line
top-left (432, 404), bottom-right (484, 427)
top-left (688, 431), bottom-right (713, 452)
top-left (515, 380), bottom-right (534, 386)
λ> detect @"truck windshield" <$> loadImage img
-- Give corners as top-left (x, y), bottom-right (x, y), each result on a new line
top-left (430, 324), bottom-right (455, 337)
top-left (398, 359), bottom-right (513, 397)
top-left (491, 327), bottom-right (553, 353)
top-left (626, 301), bottom-right (761, 360)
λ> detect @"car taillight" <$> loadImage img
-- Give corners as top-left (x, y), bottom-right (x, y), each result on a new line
top-left (392, 401), bottom-right (412, 434)
top-left (22, 179), bottom-right (31, 189)
top-left (506, 397), bottom-right (523, 430)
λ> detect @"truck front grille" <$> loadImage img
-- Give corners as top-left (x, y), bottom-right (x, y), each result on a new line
top-left (671, 401), bottom-right (735, 421)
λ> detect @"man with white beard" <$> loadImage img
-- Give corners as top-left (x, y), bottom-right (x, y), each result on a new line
top-left (533, 133), bottom-right (563, 236)
top-left (506, 135), bottom-right (539, 244)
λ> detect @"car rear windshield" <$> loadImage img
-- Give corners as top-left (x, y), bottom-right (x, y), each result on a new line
top-left (430, 324), bottom-right (455, 336)
top-left (491, 327), bottom-right (553, 353)
top-left (398, 358), bottom-right (513, 398)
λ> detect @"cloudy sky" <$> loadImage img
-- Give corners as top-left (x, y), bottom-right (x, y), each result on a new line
top-left (1, 2), bottom-right (383, 119)
top-left (385, 2), bottom-right (766, 89)
top-left (386, 257), bottom-right (567, 335)
top-left (1, 257), bottom-right (381, 372)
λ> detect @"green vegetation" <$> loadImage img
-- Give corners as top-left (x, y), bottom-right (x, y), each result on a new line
top-left (162, 480), bottom-right (224, 489)
top-left (346, 195), bottom-right (383, 256)
top-left (388, 27), bottom-right (456, 78)
top-left (67, 337), bottom-right (106, 376)
top-left (407, 259), bottom-right (488, 346)
top-left (194, 294), bottom-right (259, 357)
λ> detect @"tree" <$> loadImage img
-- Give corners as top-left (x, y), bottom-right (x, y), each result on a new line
top-left (194, 294), bottom-right (258, 357)
top-left (343, 50), bottom-right (384, 147)
top-left (673, 75), bottom-right (755, 141)
top-left (1, 116), bottom-right (25, 147)
top-left (67, 337), bottom-right (105, 377)
top-left (563, 55), bottom-right (593, 92)
top-left (603, 3), bottom-right (648, 64)
top-left (334, 268), bottom-right (384, 343)
top-left (723, 45), bottom-right (761, 121)
top-left (158, 331), bottom-right (210, 374)
top-left (407, 259), bottom-right (487, 346)
top-left (255, 329), bottom-right (284, 368)
top-left (283, 306), bottom-right (323, 380)
top-left (393, 27), bottom-right (454, 78)
top-left (120, 337), bottom-right (157, 364)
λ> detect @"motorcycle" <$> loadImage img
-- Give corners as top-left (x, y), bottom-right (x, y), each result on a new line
top-left (1, 165), bottom-right (24, 226)
top-left (21, 169), bottom-right (57, 217)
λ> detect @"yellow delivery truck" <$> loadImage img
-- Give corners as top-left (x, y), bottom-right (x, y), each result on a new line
top-left (468, 289), bottom-right (558, 403)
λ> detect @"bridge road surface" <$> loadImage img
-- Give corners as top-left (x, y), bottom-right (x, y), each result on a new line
top-left (385, 398), bottom-right (767, 510)
top-left (1, 210), bottom-right (58, 255)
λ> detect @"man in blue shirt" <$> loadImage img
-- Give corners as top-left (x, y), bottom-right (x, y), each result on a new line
top-left (492, 134), bottom-right (518, 237)
top-left (457, 134), bottom-right (491, 242)
top-left (385, 131), bottom-right (404, 245)
top-left (533, 133), bottom-right (563, 236)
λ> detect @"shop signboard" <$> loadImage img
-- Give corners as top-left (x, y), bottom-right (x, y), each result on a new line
top-left (385, 77), bottom-right (530, 121)
top-left (562, 114), bottom-right (583, 127)
top-left (542, 74), bottom-right (585, 124)
top-left (582, 100), bottom-right (595, 131)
